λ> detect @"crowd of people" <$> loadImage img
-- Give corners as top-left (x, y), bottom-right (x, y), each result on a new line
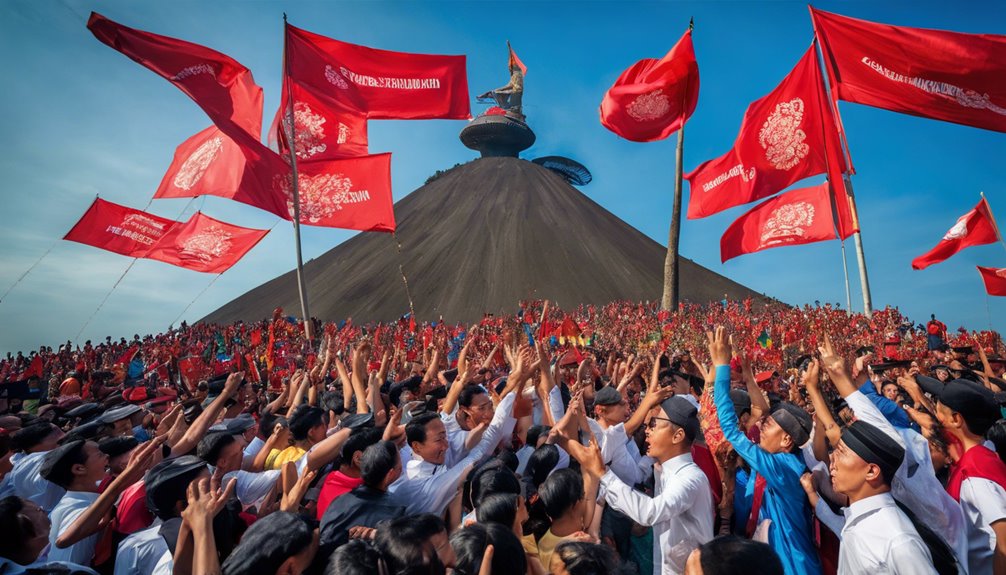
top-left (0, 299), bottom-right (1004, 575)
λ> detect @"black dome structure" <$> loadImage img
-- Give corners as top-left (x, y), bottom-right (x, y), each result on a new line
top-left (459, 114), bottom-right (536, 158)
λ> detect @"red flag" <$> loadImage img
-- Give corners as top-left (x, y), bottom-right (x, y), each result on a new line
top-left (911, 198), bottom-right (999, 270)
top-left (507, 41), bottom-right (527, 76)
top-left (811, 8), bottom-right (1006, 133)
top-left (285, 24), bottom-right (470, 120)
top-left (977, 266), bottom-right (1006, 296)
top-left (686, 46), bottom-right (845, 220)
top-left (64, 198), bottom-right (176, 258)
top-left (270, 81), bottom-right (370, 161)
top-left (116, 344), bottom-right (139, 366)
top-left (600, 28), bottom-right (699, 142)
top-left (144, 212), bottom-right (269, 273)
top-left (273, 153), bottom-right (396, 232)
top-left (153, 126), bottom-right (291, 219)
top-left (720, 184), bottom-right (837, 263)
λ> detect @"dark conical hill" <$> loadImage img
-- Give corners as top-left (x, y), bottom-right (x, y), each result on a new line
top-left (201, 157), bottom-right (766, 324)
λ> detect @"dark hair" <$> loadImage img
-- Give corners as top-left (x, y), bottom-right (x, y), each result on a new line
top-left (697, 536), bottom-right (784, 575)
top-left (360, 440), bottom-right (399, 488)
top-left (471, 465), bottom-right (520, 508)
top-left (221, 511), bottom-right (314, 575)
top-left (258, 410), bottom-right (279, 439)
top-left (525, 444), bottom-right (560, 488)
top-left (525, 425), bottom-right (550, 449)
top-left (0, 497), bottom-right (35, 561)
top-left (320, 391), bottom-right (346, 416)
top-left (450, 523), bottom-right (526, 575)
top-left (325, 539), bottom-right (380, 575)
top-left (374, 513), bottom-right (447, 575)
top-left (476, 493), bottom-right (519, 529)
top-left (288, 405), bottom-right (326, 441)
top-left (11, 423), bottom-right (58, 452)
top-left (553, 541), bottom-right (620, 575)
top-left (405, 412), bottom-right (441, 447)
top-left (43, 440), bottom-right (88, 488)
top-left (458, 386), bottom-right (486, 409)
top-left (539, 468), bottom-right (583, 520)
top-left (196, 432), bottom-right (236, 467)
top-left (987, 420), bottom-right (1006, 466)
top-left (496, 449), bottom-right (518, 474)
top-left (341, 427), bottom-right (383, 468)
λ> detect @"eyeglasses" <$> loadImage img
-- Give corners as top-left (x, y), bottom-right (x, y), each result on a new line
top-left (646, 416), bottom-right (675, 430)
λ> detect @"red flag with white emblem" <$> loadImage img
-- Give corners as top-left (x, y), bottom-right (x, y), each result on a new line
top-left (64, 198), bottom-right (177, 257)
top-left (720, 184), bottom-right (837, 262)
top-left (600, 28), bottom-right (698, 142)
top-left (912, 198), bottom-right (999, 270)
top-left (144, 212), bottom-right (269, 273)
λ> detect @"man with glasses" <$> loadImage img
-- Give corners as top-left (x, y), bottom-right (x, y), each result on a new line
top-left (567, 394), bottom-right (713, 574)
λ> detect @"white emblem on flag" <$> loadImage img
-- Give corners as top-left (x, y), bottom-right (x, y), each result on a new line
top-left (171, 64), bottom-right (217, 82)
top-left (179, 225), bottom-right (233, 263)
top-left (759, 98), bottom-right (809, 170)
top-left (337, 123), bottom-right (350, 145)
top-left (274, 173), bottom-right (372, 224)
top-left (626, 90), bottom-right (671, 122)
top-left (943, 214), bottom-right (971, 240)
top-left (287, 103), bottom-right (328, 159)
top-left (325, 65), bottom-right (350, 89)
top-left (760, 201), bottom-right (815, 246)
top-left (173, 137), bottom-right (224, 191)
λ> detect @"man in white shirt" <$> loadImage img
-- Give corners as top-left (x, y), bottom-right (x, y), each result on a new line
top-left (0, 495), bottom-right (98, 575)
top-left (0, 423), bottom-right (66, 512)
top-left (567, 395), bottom-right (713, 575)
top-left (197, 431), bottom-right (281, 509)
top-left (40, 439), bottom-right (109, 566)
top-left (830, 420), bottom-right (941, 574)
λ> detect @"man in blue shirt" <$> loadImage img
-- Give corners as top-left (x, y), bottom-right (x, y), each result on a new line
top-left (708, 326), bottom-right (821, 575)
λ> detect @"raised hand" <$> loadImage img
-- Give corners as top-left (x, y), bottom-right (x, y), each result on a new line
top-left (801, 358), bottom-right (821, 391)
top-left (706, 326), bottom-right (732, 367)
top-left (281, 466), bottom-right (317, 512)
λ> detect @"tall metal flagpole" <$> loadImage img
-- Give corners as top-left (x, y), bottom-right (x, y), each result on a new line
top-left (662, 18), bottom-right (693, 312)
top-left (809, 22), bottom-right (873, 317)
top-left (282, 14), bottom-right (314, 343)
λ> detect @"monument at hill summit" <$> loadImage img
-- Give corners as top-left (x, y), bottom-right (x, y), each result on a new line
top-left (202, 48), bottom-right (764, 325)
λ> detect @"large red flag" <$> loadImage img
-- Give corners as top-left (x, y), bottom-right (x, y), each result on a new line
top-left (977, 266), bottom-right (1006, 296)
top-left (273, 153), bottom-right (396, 232)
top-left (720, 183), bottom-right (837, 262)
top-left (912, 198), bottom-right (999, 270)
top-left (811, 8), bottom-right (1006, 133)
top-left (600, 28), bottom-right (699, 142)
top-left (269, 80), bottom-right (370, 161)
top-left (285, 24), bottom-right (470, 120)
top-left (64, 198), bottom-right (176, 257)
top-left (686, 46), bottom-right (847, 221)
top-left (153, 126), bottom-right (291, 219)
top-left (144, 212), bottom-right (269, 273)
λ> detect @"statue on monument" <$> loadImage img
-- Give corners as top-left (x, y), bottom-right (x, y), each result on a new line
top-left (477, 41), bottom-right (525, 121)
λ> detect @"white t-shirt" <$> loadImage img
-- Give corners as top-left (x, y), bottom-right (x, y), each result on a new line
top-left (959, 476), bottom-right (1006, 575)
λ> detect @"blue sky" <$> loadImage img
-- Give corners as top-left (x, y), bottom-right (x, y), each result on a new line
top-left (1, 1), bottom-right (1004, 353)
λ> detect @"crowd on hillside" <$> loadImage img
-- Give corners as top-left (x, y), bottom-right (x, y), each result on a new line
top-left (0, 299), bottom-right (1004, 575)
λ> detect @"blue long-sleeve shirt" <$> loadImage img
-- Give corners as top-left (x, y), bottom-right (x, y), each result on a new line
top-left (860, 380), bottom-right (911, 429)
top-left (713, 365), bottom-right (821, 575)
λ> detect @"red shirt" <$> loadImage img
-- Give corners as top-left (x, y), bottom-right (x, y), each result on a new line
top-left (315, 470), bottom-right (364, 520)
top-left (116, 480), bottom-right (154, 535)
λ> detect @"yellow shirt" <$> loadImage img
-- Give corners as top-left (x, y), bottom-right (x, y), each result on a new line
top-left (536, 529), bottom-right (563, 571)
top-left (265, 445), bottom-right (307, 470)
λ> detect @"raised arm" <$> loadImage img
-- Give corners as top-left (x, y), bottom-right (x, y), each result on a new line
top-left (172, 371), bottom-right (244, 457)
top-left (351, 342), bottom-right (371, 414)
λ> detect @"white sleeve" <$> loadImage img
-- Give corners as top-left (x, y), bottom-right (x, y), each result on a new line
top-left (814, 498), bottom-right (845, 537)
top-left (844, 391), bottom-right (905, 447)
top-left (547, 385), bottom-right (565, 426)
top-left (886, 534), bottom-right (939, 575)
top-left (599, 468), bottom-right (699, 527)
top-left (230, 470), bottom-right (281, 507)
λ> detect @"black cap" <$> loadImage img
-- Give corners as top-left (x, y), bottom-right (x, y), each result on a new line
top-left (659, 396), bottom-right (700, 440)
top-left (145, 455), bottom-right (207, 519)
top-left (841, 420), bottom-right (905, 484)
top-left (594, 387), bottom-right (623, 406)
top-left (729, 389), bottom-right (751, 417)
top-left (65, 402), bottom-right (102, 422)
top-left (442, 369), bottom-right (459, 384)
top-left (99, 436), bottom-right (139, 459)
top-left (209, 413), bottom-right (256, 435)
top-left (341, 412), bottom-right (375, 431)
top-left (389, 375), bottom-right (422, 407)
top-left (869, 360), bottom-right (911, 373)
top-left (425, 386), bottom-right (449, 401)
top-left (770, 403), bottom-right (812, 446)
top-left (100, 404), bottom-right (141, 424)
top-left (40, 439), bottom-right (87, 484)
top-left (920, 378), bottom-right (1000, 435)
top-left (951, 346), bottom-right (974, 354)
top-left (64, 420), bottom-right (110, 442)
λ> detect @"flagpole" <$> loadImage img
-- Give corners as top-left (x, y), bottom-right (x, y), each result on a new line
top-left (662, 18), bottom-right (693, 312)
top-left (839, 239), bottom-right (852, 311)
top-left (282, 14), bottom-right (314, 343)
top-left (980, 191), bottom-right (1006, 254)
top-left (810, 31), bottom-right (873, 317)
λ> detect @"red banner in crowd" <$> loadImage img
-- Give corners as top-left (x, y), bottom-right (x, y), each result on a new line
top-left (720, 183), bottom-right (837, 262)
top-left (811, 8), bottom-right (1006, 133)
top-left (178, 356), bottom-right (210, 390)
top-left (686, 46), bottom-right (847, 221)
top-left (270, 80), bottom-right (370, 161)
top-left (285, 24), bottom-right (470, 120)
top-left (153, 126), bottom-right (290, 219)
top-left (274, 153), bottom-right (396, 232)
top-left (64, 198), bottom-right (176, 257)
top-left (977, 266), bottom-right (1006, 296)
top-left (912, 197), bottom-right (999, 270)
top-left (600, 28), bottom-right (699, 142)
top-left (144, 212), bottom-right (269, 274)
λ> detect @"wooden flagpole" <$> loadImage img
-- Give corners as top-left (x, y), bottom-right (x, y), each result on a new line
top-left (282, 14), bottom-right (314, 343)
top-left (662, 18), bottom-right (693, 312)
